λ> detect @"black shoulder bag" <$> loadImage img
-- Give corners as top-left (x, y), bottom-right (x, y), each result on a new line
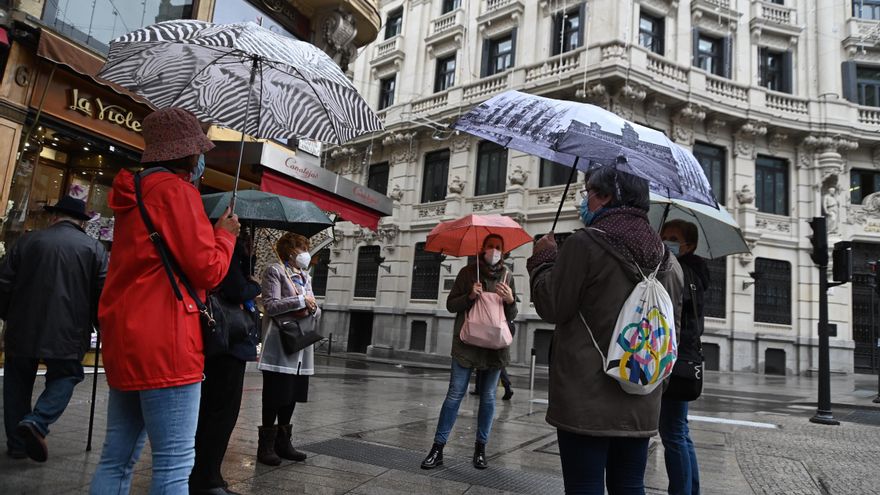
top-left (134, 170), bottom-right (228, 358)
top-left (272, 268), bottom-right (322, 355)
top-left (665, 281), bottom-right (704, 402)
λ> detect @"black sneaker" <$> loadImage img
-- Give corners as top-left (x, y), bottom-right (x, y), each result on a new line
top-left (16, 422), bottom-right (48, 462)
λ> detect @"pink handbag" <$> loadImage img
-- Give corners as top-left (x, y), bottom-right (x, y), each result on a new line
top-left (460, 273), bottom-right (513, 350)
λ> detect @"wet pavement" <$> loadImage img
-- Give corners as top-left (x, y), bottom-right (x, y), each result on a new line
top-left (2, 354), bottom-right (880, 494)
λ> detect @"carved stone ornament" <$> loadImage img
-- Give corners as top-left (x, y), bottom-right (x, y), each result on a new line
top-left (822, 182), bottom-right (841, 234)
top-left (378, 223), bottom-right (400, 244)
top-left (576, 82), bottom-right (609, 108)
top-left (755, 215), bottom-right (792, 233)
top-left (14, 66), bottom-right (29, 87)
top-left (472, 198), bottom-right (505, 212)
top-left (448, 176), bottom-right (466, 195)
top-left (706, 117), bottom-right (727, 139)
top-left (353, 227), bottom-right (378, 245)
top-left (645, 97), bottom-right (667, 117)
top-left (733, 121), bottom-right (768, 158)
top-left (391, 147), bottom-right (416, 164)
top-left (451, 135), bottom-right (471, 153)
top-left (736, 184), bottom-right (755, 205)
top-left (388, 183), bottom-right (404, 202)
top-left (611, 83), bottom-right (648, 122)
top-left (321, 8), bottom-right (359, 72)
top-left (416, 203), bottom-right (447, 218)
top-left (671, 104), bottom-right (706, 145)
top-left (508, 165), bottom-right (529, 186)
top-left (382, 131), bottom-right (417, 147)
top-left (769, 132), bottom-right (788, 150)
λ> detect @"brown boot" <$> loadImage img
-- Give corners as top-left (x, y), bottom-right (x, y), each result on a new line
top-left (257, 426), bottom-right (282, 466)
top-left (274, 424), bottom-right (307, 462)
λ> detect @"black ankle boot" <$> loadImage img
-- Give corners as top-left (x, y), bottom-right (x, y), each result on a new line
top-left (473, 442), bottom-right (487, 469)
top-left (420, 443), bottom-right (444, 469)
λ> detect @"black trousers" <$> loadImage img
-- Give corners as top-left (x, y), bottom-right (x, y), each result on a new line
top-left (190, 355), bottom-right (246, 490)
top-left (474, 368), bottom-right (512, 393)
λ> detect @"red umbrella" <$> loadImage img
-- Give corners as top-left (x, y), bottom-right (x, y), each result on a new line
top-left (425, 214), bottom-right (532, 278)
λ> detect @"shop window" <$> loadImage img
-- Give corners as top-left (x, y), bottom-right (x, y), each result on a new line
top-left (411, 242), bottom-right (441, 300)
top-left (539, 159), bottom-right (571, 188)
top-left (422, 150), bottom-right (449, 203)
top-left (639, 11), bottom-right (664, 55)
top-left (754, 258), bottom-right (791, 325)
top-left (704, 258), bottom-right (726, 318)
top-left (367, 162), bottom-right (389, 195)
top-left (475, 141), bottom-right (507, 196)
top-left (693, 143), bottom-right (726, 205)
top-left (552, 5), bottom-right (583, 55)
top-left (311, 248), bottom-right (330, 296)
top-left (354, 246), bottom-right (380, 298)
top-left (755, 155), bottom-right (789, 215)
top-left (481, 32), bottom-right (516, 77)
top-left (42, 0), bottom-right (194, 53)
top-left (851, 169), bottom-right (880, 204)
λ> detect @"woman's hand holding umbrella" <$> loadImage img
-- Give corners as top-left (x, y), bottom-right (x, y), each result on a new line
top-left (215, 207), bottom-right (241, 237)
top-left (469, 282), bottom-right (483, 300)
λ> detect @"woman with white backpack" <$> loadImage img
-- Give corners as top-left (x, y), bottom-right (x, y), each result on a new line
top-left (420, 234), bottom-right (517, 471)
top-left (528, 167), bottom-right (684, 495)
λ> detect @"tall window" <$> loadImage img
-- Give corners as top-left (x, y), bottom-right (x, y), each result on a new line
top-left (367, 162), bottom-right (389, 195)
top-left (704, 258), bottom-right (727, 318)
top-left (552, 7), bottom-right (583, 55)
top-left (758, 48), bottom-right (793, 93)
top-left (482, 33), bottom-right (516, 77)
top-left (442, 0), bottom-right (461, 13)
top-left (693, 143), bottom-right (726, 205)
top-left (379, 76), bottom-right (396, 110)
top-left (693, 32), bottom-right (730, 78)
top-left (858, 66), bottom-right (880, 107)
top-left (539, 159), bottom-right (571, 187)
top-left (422, 150), bottom-right (450, 203)
top-left (755, 156), bottom-right (788, 215)
top-left (435, 54), bottom-right (456, 92)
top-left (385, 8), bottom-right (403, 39)
top-left (851, 169), bottom-right (880, 204)
top-left (855, 0), bottom-right (880, 19)
top-left (354, 246), bottom-right (381, 298)
top-left (754, 258), bottom-right (791, 325)
top-left (475, 141), bottom-right (508, 196)
top-left (411, 243), bottom-right (441, 300)
top-left (311, 249), bottom-right (330, 296)
top-left (639, 12), bottom-right (664, 55)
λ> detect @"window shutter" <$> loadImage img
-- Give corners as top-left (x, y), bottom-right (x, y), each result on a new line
top-left (691, 29), bottom-right (699, 67)
top-left (510, 28), bottom-right (518, 67)
top-left (481, 38), bottom-right (491, 77)
top-left (758, 47), bottom-right (766, 86)
top-left (578, 2), bottom-right (587, 48)
top-left (552, 12), bottom-right (562, 55)
top-left (722, 36), bottom-right (733, 78)
top-left (842, 61), bottom-right (858, 103)
top-left (781, 51), bottom-right (793, 94)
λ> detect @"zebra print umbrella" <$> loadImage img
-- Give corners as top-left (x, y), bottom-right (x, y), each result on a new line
top-left (97, 20), bottom-right (382, 144)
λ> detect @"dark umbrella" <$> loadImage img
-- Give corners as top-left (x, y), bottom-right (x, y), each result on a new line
top-left (452, 90), bottom-right (718, 229)
top-left (202, 190), bottom-right (333, 237)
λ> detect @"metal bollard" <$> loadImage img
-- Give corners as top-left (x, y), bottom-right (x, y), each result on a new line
top-left (327, 333), bottom-right (333, 356)
top-left (529, 348), bottom-right (536, 392)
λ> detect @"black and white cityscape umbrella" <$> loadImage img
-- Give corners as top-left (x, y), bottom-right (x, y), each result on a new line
top-left (97, 19), bottom-right (383, 205)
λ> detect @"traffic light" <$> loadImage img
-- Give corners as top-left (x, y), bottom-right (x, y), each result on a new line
top-left (831, 241), bottom-right (852, 284)
top-left (869, 261), bottom-right (880, 294)
top-left (807, 217), bottom-right (828, 266)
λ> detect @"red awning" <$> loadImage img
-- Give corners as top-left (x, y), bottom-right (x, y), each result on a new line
top-left (261, 170), bottom-right (382, 231)
top-left (0, 28), bottom-right (9, 48)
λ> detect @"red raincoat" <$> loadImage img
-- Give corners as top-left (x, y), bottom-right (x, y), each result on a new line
top-left (99, 169), bottom-right (235, 391)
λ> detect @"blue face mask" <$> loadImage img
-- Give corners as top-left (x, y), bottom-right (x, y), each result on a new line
top-left (191, 154), bottom-right (206, 184)
top-left (579, 197), bottom-right (604, 226)
top-left (664, 241), bottom-right (680, 257)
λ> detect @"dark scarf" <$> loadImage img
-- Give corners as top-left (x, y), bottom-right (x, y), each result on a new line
top-left (589, 207), bottom-right (666, 272)
top-left (477, 254), bottom-right (507, 281)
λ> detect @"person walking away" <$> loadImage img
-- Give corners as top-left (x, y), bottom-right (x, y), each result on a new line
top-left (256, 232), bottom-right (319, 466)
top-left (190, 232), bottom-right (261, 495)
top-left (0, 195), bottom-right (108, 462)
top-left (90, 107), bottom-right (239, 494)
top-left (659, 220), bottom-right (709, 495)
top-left (528, 167), bottom-right (683, 494)
top-left (421, 234), bottom-right (517, 471)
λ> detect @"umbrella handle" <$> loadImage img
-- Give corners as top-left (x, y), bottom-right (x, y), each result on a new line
top-left (551, 159), bottom-right (580, 232)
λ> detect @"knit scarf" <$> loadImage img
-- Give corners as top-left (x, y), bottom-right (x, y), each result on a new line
top-left (589, 207), bottom-right (667, 272)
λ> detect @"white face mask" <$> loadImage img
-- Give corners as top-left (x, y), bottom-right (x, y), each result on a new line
top-left (483, 249), bottom-right (502, 266)
top-left (294, 252), bottom-right (311, 270)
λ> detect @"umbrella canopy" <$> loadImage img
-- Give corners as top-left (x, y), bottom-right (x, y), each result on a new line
top-left (425, 214), bottom-right (533, 257)
top-left (97, 20), bottom-right (382, 144)
top-left (202, 190), bottom-right (333, 237)
top-left (648, 194), bottom-right (749, 259)
top-left (452, 90), bottom-right (716, 207)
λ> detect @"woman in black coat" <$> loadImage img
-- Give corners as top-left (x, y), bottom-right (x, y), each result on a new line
top-left (190, 234), bottom-right (261, 495)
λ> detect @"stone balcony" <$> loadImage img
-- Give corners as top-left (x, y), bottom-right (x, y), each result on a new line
top-left (477, 0), bottom-right (525, 37)
top-left (425, 8), bottom-right (466, 57)
top-left (370, 35), bottom-right (405, 76)
top-left (843, 17), bottom-right (880, 55)
top-left (749, 0), bottom-right (803, 42)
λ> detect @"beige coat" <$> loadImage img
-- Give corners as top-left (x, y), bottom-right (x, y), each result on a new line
top-left (530, 228), bottom-right (683, 437)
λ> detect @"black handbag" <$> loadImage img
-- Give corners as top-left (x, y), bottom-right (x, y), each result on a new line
top-left (273, 309), bottom-right (322, 355)
top-left (134, 169), bottom-right (227, 358)
top-left (665, 281), bottom-right (704, 402)
top-left (206, 293), bottom-right (258, 353)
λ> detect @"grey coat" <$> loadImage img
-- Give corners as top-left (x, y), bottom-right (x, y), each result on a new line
top-left (530, 228), bottom-right (683, 437)
top-left (0, 221), bottom-right (108, 360)
top-left (257, 262), bottom-right (318, 375)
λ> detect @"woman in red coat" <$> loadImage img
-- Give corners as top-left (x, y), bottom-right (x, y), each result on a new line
top-left (90, 108), bottom-right (239, 495)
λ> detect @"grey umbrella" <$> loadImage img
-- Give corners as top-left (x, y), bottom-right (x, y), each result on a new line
top-left (202, 190), bottom-right (333, 237)
top-left (648, 194), bottom-right (749, 259)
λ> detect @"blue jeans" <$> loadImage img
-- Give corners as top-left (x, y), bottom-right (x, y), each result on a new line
top-left (90, 382), bottom-right (201, 495)
top-left (556, 429), bottom-right (650, 495)
top-left (659, 397), bottom-right (700, 495)
top-left (3, 356), bottom-right (84, 452)
top-left (434, 359), bottom-right (501, 445)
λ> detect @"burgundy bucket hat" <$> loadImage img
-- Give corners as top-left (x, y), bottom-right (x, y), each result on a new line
top-left (140, 107), bottom-right (215, 163)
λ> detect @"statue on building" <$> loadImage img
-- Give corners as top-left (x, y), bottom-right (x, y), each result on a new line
top-left (448, 176), bottom-right (465, 195)
top-left (823, 186), bottom-right (840, 234)
top-left (508, 166), bottom-right (528, 186)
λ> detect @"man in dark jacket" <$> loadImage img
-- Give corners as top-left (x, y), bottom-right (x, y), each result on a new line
top-left (0, 196), bottom-right (108, 462)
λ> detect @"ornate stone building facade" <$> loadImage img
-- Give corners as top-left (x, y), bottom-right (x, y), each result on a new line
top-left (318, 0), bottom-right (880, 376)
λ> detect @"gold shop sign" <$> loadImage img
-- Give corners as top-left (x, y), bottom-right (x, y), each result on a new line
top-left (69, 88), bottom-right (142, 133)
